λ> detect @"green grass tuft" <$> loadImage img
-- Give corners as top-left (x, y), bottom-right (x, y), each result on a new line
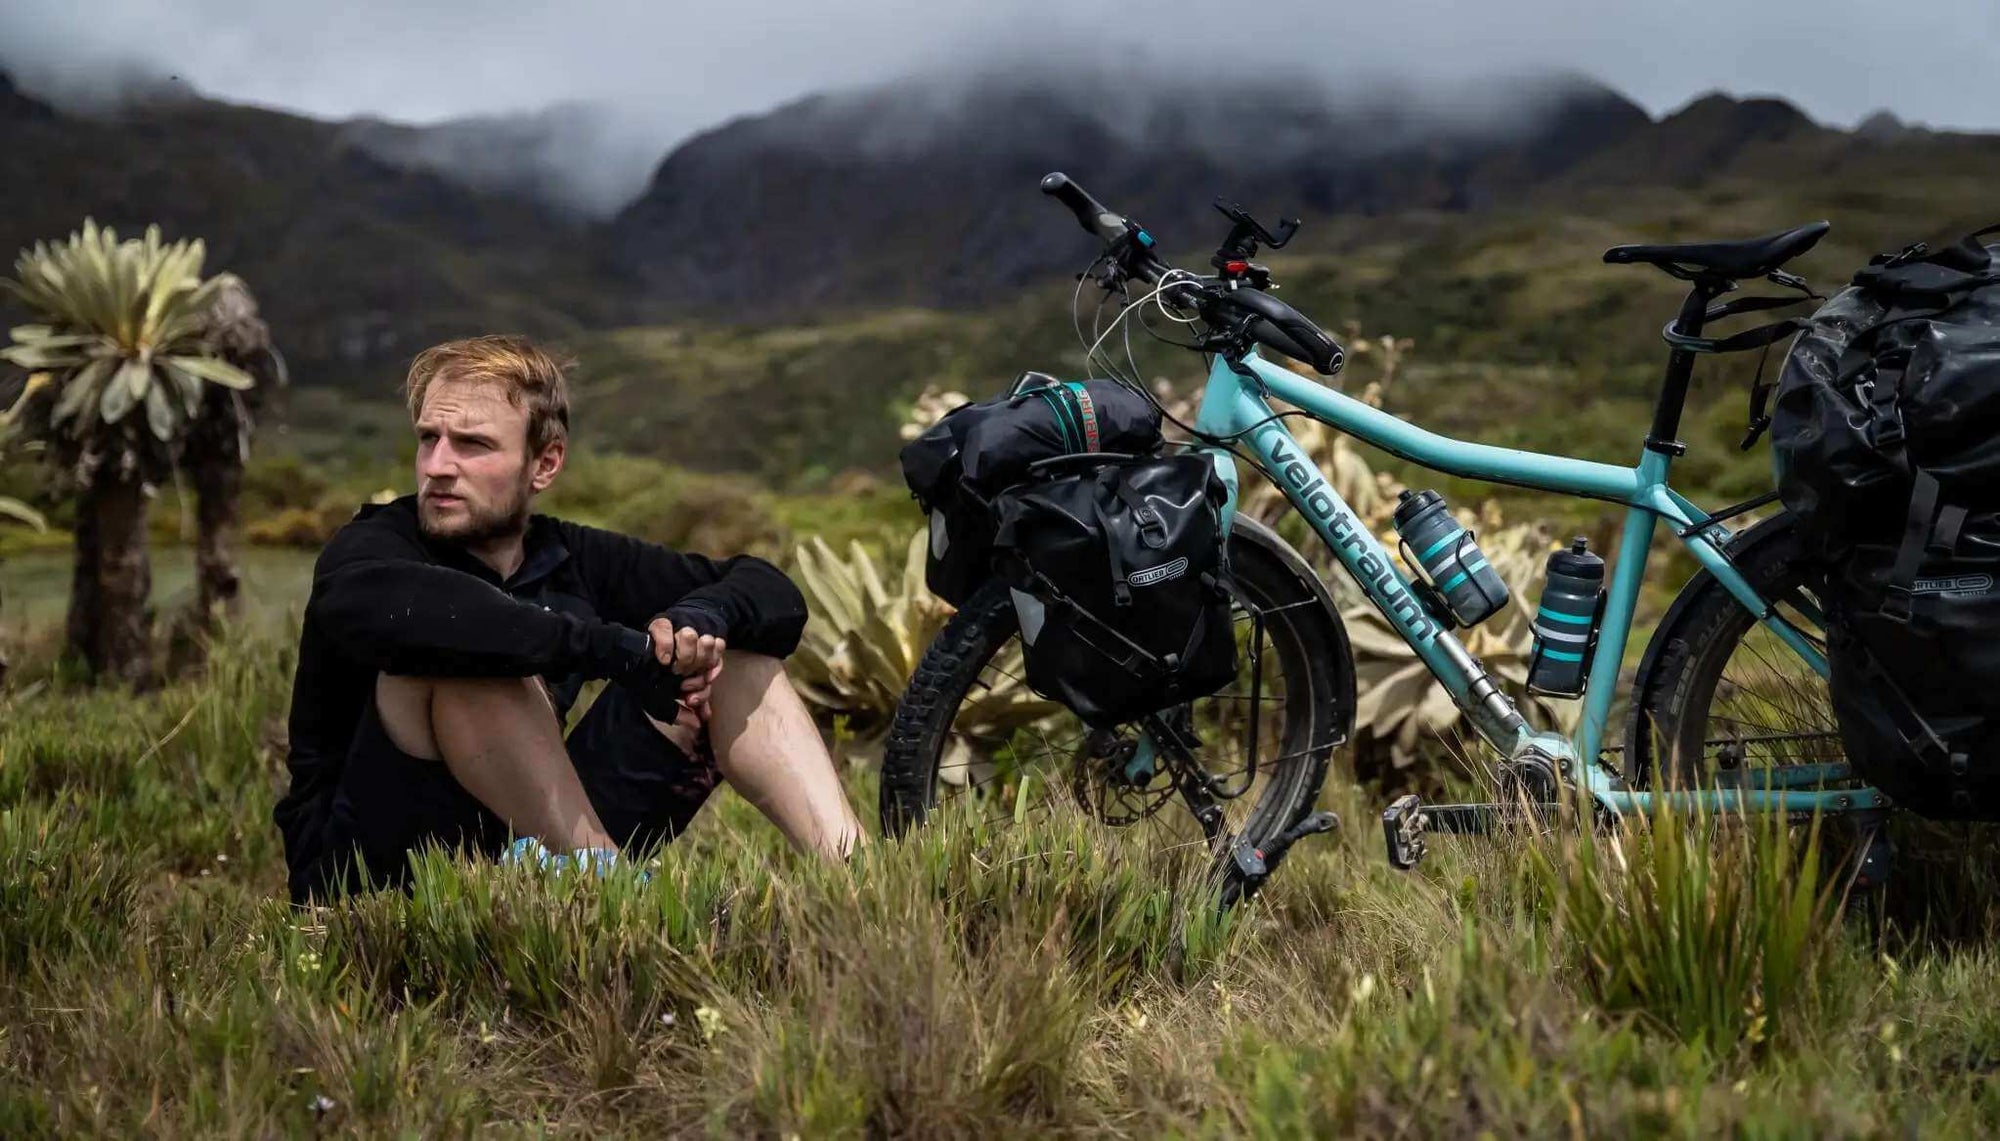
top-left (1532, 801), bottom-right (1841, 1052)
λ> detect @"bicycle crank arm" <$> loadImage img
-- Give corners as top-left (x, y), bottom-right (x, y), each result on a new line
top-left (1381, 795), bottom-right (1560, 869)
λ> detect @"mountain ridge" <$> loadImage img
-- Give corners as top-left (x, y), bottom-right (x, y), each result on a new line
top-left (0, 71), bottom-right (629, 391)
top-left (5, 61), bottom-right (2000, 429)
top-left (607, 70), bottom-right (1663, 309)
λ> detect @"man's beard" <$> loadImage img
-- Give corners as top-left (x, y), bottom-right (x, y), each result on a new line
top-left (419, 478), bottom-right (532, 547)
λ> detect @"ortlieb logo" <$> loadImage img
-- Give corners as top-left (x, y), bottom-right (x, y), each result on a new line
top-left (1912, 573), bottom-right (1994, 598)
top-left (1128, 557), bottom-right (1189, 588)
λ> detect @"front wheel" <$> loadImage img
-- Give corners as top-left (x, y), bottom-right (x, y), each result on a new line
top-left (879, 521), bottom-right (1352, 859)
top-left (1625, 511), bottom-right (1845, 788)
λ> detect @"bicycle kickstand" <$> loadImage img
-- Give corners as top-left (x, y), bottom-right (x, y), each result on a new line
top-left (1222, 811), bottom-right (1341, 909)
top-left (1849, 808), bottom-right (1894, 891)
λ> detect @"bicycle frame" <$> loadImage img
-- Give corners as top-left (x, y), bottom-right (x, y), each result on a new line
top-left (1192, 350), bottom-right (1888, 817)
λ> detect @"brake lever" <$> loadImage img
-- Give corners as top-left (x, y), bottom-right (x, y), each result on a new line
top-left (1079, 229), bottom-right (1168, 297)
top-left (1082, 259), bottom-right (1126, 293)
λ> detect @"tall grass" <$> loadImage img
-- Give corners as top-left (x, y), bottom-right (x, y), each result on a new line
top-left (1532, 802), bottom-right (1842, 1051)
top-left (5, 626), bottom-right (2000, 1134)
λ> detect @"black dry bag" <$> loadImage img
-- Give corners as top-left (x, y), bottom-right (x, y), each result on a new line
top-left (899, 374), bottom-right (1161, 605)
top-left (1769, 224), bottom-right (2000, 817)
top-left (992, 453), bottom-right (1236, 729)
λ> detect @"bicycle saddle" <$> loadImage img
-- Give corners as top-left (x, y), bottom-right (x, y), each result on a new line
top-left (1604, 221), bottom-right (1830, 280)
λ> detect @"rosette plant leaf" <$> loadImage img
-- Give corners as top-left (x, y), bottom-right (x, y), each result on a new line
top-left (2, 220), bottom-right (258, 684)
top-left (791, 530), bottom-right (1061, 770)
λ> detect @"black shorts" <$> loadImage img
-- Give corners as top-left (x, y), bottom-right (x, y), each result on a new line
top-left (307, 682), bottom-right (720, 896)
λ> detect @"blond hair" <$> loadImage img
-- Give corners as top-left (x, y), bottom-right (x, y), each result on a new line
top-left (403, 334), bottom-right (571, 452)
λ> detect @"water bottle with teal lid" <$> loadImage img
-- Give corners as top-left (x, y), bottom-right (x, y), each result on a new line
top-left (1527, 537), bottom-right (1605, 697)
top-left (1391, 489), bottom-right (1510, 627)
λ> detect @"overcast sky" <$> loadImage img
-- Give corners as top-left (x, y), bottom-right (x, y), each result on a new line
top-left (4, 0), bottom-right (1995, 130)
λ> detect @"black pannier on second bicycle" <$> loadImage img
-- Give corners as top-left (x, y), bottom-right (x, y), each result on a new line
top-left (898, 373), bottom-right (1238, 727)
top-left (1768, 224), bottom-right (2000, 818)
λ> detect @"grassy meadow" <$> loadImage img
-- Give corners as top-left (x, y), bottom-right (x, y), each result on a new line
top-left (4, 589), bottom-right (2000, 1135)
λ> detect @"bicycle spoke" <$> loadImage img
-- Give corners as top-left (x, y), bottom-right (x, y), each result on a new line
top-left (942, 616), bottom-right (1303, 837)
top-left (1688, 568), bottom-right (1843, 776)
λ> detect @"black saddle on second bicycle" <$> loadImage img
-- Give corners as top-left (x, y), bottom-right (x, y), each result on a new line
top-left (1605, 221), bottom-right (1829, 279)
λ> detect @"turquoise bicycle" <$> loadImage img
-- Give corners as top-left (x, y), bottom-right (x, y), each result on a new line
top-left (882, 173), bottom-right (1866, 899)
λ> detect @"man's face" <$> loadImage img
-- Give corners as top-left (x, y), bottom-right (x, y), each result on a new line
top-left (413, 377), bottom-right (563, 545)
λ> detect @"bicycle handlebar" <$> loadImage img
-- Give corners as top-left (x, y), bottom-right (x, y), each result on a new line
top-left (1230, 287), bottom-right (1346, 376)
top-left (1039, 172), bottom-right (1128, 247)
top-left (1039, 171), bottom-right (1344, 376)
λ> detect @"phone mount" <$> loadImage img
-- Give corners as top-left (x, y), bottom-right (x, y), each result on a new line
top-left (1211, 199), bottom-right (1300, 265)
top-left (1209, 200), bottom-right (1301, 290)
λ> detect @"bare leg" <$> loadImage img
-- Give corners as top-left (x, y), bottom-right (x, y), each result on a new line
top-left (697, 651), bottom-right (863, 858)
top-left (375, 673), bottom-right (615, 852)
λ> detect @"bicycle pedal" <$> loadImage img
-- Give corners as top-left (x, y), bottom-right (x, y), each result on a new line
top-left (1382, 794), bottom-right (1429, 870)
top-left (1278, 810), bottom-right (1340, 845)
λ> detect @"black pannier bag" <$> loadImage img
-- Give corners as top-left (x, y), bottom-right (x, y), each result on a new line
top-left (1769, 225), bottom-right (2000, 817)
top-left (897, 395), bottom-right (991, 607)
top-left (992, 452), bottom-right (1237, 729)
top-left (898, 374), bottom-right (1161, 605)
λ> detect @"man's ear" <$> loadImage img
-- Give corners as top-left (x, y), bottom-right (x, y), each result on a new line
top-left (528, 438), bottom-right (566, 493)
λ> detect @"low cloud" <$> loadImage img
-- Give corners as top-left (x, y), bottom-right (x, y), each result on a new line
top-left (3, 0), bottom-right (1993, 217)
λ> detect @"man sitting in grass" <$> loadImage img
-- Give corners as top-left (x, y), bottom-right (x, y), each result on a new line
top-left (273, 335), bottom-right (862, 902)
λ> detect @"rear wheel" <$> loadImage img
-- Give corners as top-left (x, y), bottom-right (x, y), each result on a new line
top-left (880, 525), bottom-right (1350, 861)
top-left (1625, 512), bottom-right (1845, 789)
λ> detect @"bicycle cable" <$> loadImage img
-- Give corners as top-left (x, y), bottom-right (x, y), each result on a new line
top-left (1078, 275), bottom-right (1171, 377)
top-left (1065, 255), bottom-right (1329, 454)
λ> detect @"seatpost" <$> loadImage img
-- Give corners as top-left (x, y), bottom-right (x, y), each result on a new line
top-left (1646, 282), bottom-right (1721, 456)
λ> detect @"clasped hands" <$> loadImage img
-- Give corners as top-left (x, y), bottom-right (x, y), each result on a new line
top-left (645, 617), bottom-right (725, 729)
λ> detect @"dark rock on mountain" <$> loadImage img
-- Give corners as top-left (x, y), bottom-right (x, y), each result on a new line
top-left (1556, 92), bottom-right (1825, 188)
top-left (0, 70), bottom-right (56, 124)
top-left (1855, 109), bottom-right (1924, 142)
top-left (608, 69), bottom-right (1655, 311)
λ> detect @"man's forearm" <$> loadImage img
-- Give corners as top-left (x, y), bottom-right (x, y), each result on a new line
top-left (312, 559), bottom-right (647, 679)
top-left (655, 559), bottom-right (808, 658)
top-left (570, 522), bottom-right (808, 658)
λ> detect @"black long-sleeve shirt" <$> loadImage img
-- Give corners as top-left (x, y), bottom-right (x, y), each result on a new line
top-left (273, 495), bottom-right (807, 898)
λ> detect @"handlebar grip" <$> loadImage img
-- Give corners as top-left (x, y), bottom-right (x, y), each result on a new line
top-left (1228, 288), bottom-right (1346, 376)
top-left (1041, 172), bottom-right (1127, 245)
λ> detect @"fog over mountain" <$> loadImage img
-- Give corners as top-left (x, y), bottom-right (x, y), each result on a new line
top-left (605, 61), bottom-right (1664, 305)
top-left (317, 58), bottom-right (1665, 218)
top-left (335, 105), bottom-right (667, 220)
top-left (747, 58), bottom-right (1627, 160)
top-left (2, 0), bottom-right (1994, 218)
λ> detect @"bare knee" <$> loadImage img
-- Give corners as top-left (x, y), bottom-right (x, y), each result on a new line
top-left (716, 650), bottom-right (788, 697)
top-left (374, 674), bottom-right (553, 761)
top-left (706, 650), bottom-right (813, 750)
